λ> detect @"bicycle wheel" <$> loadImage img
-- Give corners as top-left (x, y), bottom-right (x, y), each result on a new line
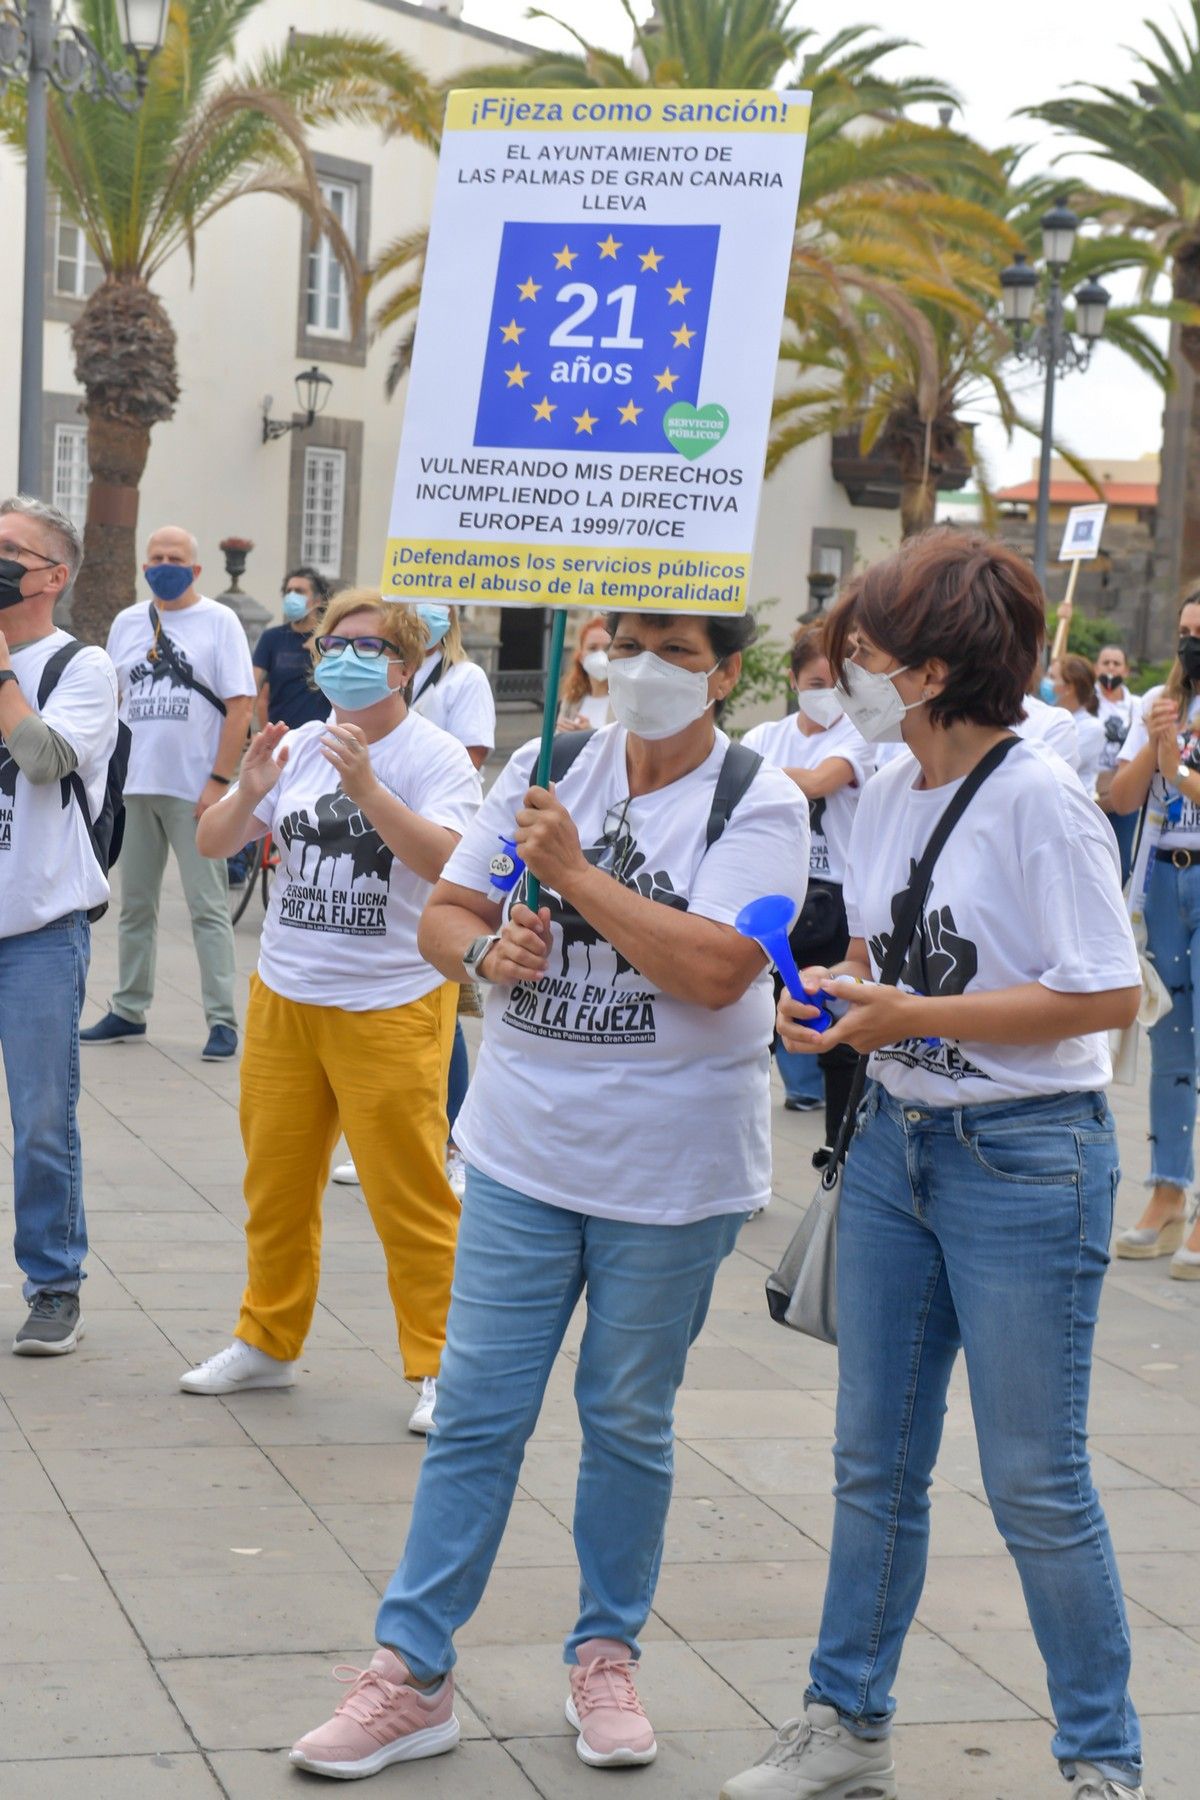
top-left (230, 843), bottom-right (261, 925)
top-left (259, 834), bottom-right (279, 912)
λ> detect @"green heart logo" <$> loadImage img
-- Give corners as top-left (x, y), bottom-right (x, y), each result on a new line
top-left (662, 402), bottom-right (729, 460)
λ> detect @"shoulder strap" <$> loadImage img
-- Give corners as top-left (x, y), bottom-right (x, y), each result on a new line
top-left (147, 602), bottom-right (227, 716)
top-left (412, 653), bottom-right (449, 703)
top-left (37, 638), bottom-right (84, 709)
top-left (548, 728), bottom-right (596, 782)
top-left (707, 741), bottom-right (762, 850)
top-left (825, 734), bottom-right (1020, 1179)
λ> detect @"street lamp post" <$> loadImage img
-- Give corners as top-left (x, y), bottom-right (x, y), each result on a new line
top-left (999, 197), bottom-right (1110, 586)
top-left (0, 0), bottom-right (167, 496)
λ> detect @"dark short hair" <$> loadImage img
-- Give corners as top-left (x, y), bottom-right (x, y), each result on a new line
top-left (605, 609), bottom-right (757, 660)
top-left (282, 564), bottom-right (332, 604)
top-left (824, 530), bottom-right (1044, 730)
top-left (1057, 653), bottom-right (1098, 714)
top-left (789, 622), bottom-right (827, 681)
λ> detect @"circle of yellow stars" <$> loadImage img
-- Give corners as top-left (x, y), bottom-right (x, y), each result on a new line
top-left (502, 235), bottom-right (696, 434)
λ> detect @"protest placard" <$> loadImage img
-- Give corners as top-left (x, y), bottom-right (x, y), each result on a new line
top-left (381, 88), bottom-right (811, 617)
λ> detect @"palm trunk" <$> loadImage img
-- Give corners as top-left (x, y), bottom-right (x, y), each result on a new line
top-left (69, 276), bottom-right (180, 645)
top-left (70, 412), bottom-right (150, 645)
top-left (898, 469), bottom-right (937, 538)
top-left (1174, 252), bottom-right (1200, 589)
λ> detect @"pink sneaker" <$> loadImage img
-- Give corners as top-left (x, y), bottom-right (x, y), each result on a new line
top-left (289, 1648), bottom-right (459, 1779)
top-left (565, 1638), bottom-right (657, 1767)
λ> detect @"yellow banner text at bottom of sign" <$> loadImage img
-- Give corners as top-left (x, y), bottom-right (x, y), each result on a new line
top-left (379, 539), bottom-right (751, 614)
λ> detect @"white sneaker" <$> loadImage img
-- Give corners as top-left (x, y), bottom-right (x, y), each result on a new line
top-left (720, 1706), bottom-right (897, 1799)
top-left (331, 1159), bottom-right (360, 1186)
top-left (1070, 1768), bottom-right (1145, 1799)
top-left (446, 1148), bottom-right (467, 1197)
top-left (408, 1376), bottom-right (437, 1435)
top-left (179, 1340), bottom-right (297, 1396)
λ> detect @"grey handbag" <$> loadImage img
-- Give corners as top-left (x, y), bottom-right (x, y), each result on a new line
top-left (766, 735), bottom-right (1019, 1344)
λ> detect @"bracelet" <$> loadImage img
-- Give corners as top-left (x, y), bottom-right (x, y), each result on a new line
top-left (209, 771), bottom-right (232, 787)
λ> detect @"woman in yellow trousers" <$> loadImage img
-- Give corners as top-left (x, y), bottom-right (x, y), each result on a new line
top-left (183, 591), bottom-right (482, 1432)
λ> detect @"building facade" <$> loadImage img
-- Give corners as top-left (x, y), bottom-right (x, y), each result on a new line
top-left (0, 0), bottom-right (897, 686)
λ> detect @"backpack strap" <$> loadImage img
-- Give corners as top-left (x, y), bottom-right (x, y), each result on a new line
top-left (37, 639), bottom-right (84, 709)
top-left (707, 740), bottom-right (763, 850)
top-left (147, 603), bottom-right (228, 716)
top-left (412, 653), bottom-right (450, 704)
top-left (548, 728), bottom-right (595, 782)
top-left (29, 637), bottom-right (104, 856)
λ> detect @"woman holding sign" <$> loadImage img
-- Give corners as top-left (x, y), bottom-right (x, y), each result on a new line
top-left (726, 534), bottom-right (1143, 1800)
top-left (182, 593), bottom-right (481, 1435)
top-left (290, 607), bottom-right (809, 1779)
top-left (1110, 590), bottom-right (1200, 1275)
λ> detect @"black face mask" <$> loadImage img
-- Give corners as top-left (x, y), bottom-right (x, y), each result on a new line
top-left (1097, 672), bottom-right (1124, 691)
top-left (1180, 637), bottom-right (1200, 684)
top-left (0, 557), bottom-right (28, 611)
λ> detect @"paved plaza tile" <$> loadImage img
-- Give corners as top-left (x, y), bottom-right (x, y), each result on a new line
top-left (0, 869), bottom-right (1197, 1797)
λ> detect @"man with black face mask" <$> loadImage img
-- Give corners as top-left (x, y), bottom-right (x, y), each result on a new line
top-left (0, 496), bottom-right (119, 1356)
top-left (81, 525), bottom-right (255, 1061)
top-left (1095, 645), bottom-right (1138, 884)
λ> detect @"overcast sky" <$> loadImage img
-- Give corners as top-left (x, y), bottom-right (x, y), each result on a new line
top-left (461, 0), bottom-right (1174, 489)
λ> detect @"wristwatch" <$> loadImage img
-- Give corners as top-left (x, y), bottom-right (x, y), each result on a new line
top-left (463, 933), bottom-right (503, 983)
top-left (0, 670), bottom-right (19, 690)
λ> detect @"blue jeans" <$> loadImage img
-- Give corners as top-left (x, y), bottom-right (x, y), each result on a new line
top-left (375, 1165), bottom-right (743, 1677)
top-left (1145, 856), bottom-right (1200, 1186)
top-left (809, 1084), bottom-right (1140, 1786)
top-left (776, 1041), bottom-right (823, 1104)
top-left (3, 913), bottom-right (91, 1299)
top-left (446, 1020), bottom-right (469, 1135)
top-left (1110, 808), bottom-right (1138, 888)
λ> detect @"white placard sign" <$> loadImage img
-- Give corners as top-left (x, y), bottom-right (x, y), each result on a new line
top-left (1058, 501), bottom-right (1107, 561)
top-left (381, 88), bottom-right (811, 614)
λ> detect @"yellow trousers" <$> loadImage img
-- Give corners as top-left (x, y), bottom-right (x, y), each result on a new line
top-left (237, 973), bottom-right (459, 1376)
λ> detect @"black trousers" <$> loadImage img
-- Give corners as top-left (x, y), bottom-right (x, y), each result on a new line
top-left (777, 878), bottom-right (858, 1149)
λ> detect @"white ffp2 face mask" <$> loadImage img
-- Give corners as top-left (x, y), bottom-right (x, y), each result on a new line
top-left (581, 649), bottom-right (610, 683)
top-left (606, 650), bottom-right (718, 741)
top-left (796, 686), bottom-right (843, 728)
top-left (835, 660), bottom-right (926, 744)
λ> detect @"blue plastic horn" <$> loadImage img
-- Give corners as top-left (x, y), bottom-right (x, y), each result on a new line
top-left (735, 893), bottom-right (832, 1033)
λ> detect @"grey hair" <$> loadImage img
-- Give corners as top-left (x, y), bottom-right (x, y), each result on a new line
top-left (0, 494), bottom-right (84, 587)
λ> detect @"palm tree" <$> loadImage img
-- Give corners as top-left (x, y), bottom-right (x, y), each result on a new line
top-left (371, 2), bottom-right (965, 396)
top-left (1026, 3), bottom-right (1200, 580)
top-left (0, 0), bottom-right (435, 642)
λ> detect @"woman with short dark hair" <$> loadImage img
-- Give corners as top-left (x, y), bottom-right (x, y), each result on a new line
top-left (291, 607), bottom-right (809, 1781)
top-left (724, 531), bottom-right (1144, 1800)
top-left (1052, 652), bottom-right (1106, 796)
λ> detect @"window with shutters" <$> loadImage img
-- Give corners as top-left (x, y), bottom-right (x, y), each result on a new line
top-left (53, 200), bottom-right (102, 300)
top-left (305, 179), bottom-right (355, 339)
top-left (52, 423), bottom-right (90, 531)
top-left (300, 447), bottom-right (346, 576)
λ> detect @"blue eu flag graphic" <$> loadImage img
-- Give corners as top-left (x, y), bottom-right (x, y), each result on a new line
top-left (474, 221), bottom-right (720, 455)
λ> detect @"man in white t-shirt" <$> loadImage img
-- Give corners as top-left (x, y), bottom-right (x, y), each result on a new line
top-left (1094, 644), bottom-right (1138, 882)
top-left (0, 497), bottom-right (119, 1356)
top-left (81, 525), bottom-right (255, 1061)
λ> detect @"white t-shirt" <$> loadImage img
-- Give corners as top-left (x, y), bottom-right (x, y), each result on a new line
top-left (1016, 693), bottom-right (1080, 770)
top-left (0, 631), bottom-right (118, 937)
top-left (1096, 689), bottom-right (1135, 773)
top-left (843, 741), bottom-right (1139, 1107)
top-left (446, 724), bottom-right (810, 1224)
top-left (560, 692), bottom-right (613, 730)
top-left (1070, 710), bottom-right (1106, 797)
top-left (250, 711), bottom-right (481, 1010)
top-left (1119, 686), bottom-right (1200, 848)
top-left (742, 709), bottom-right (873, 885)
top-left (412, 653), bottom-right (496, 752)
top-left (106, 596), bottom-right (255, 802)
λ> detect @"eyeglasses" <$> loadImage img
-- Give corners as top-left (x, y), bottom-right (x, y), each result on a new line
top-left (595, 796), bottom-right (636, 881)
top-left (315, 634), bottom-right (402, 661)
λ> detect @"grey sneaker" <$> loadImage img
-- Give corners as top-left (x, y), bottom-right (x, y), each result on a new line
top-left (1070, 1768), bottom-right (1145, 1799)
top-left (13, 1291), bottom-right (83, 1356)
top-left (720, 1706), bottom-right (897, 1799)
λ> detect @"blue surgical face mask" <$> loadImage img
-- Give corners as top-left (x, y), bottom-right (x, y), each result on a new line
top-left (417, 604), bottom-right (451, 649)
top-left (1039, 675), bottom-right (1057, 705)
top-left (282, 592), bottom-right (309, 623)
top-left (312, 647), bottom-right (397, 712)
top-left (145, 562), bottom-right (194, 603)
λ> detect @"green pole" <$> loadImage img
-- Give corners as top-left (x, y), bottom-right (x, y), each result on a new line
top-left (526, 606), bottom-right (569, 912)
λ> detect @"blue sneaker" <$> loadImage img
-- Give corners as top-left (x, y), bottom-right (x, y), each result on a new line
top-left (79, 1011), bottom-right (146, 1046)
top-left (202, 1024), bottom-right (238, 1062)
